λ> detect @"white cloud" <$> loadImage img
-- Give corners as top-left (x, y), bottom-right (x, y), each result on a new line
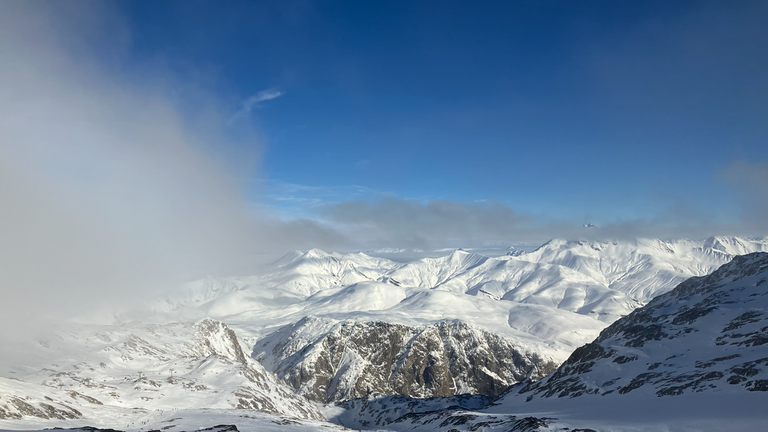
top-left (322, 196), bottom-right (751, 250)
top-left (230, 88), bottom-right (284, 123)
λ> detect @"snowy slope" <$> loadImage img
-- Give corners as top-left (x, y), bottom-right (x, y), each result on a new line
top-left (159, 236), bottom-right (766, 347)
top-left (0, 319), bottom-right (323, 427)
top-left (181, 236), bottom-right (768, 325)
top-left (0, 410), bottom-right (341, 432)
top-left (507, 251), bottom-right (768, 402)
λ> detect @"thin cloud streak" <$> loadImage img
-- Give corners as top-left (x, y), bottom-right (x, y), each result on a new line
top-left (229, 88), bottom-right (284, 123)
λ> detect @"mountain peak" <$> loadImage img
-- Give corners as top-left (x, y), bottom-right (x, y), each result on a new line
top-left (304, 248), bottom-right (330, 258)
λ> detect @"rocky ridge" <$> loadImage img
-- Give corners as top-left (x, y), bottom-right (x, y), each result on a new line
top-left (253, 318), bottom-right (557, 402)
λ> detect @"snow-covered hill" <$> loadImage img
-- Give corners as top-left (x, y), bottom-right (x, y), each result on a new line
top-left (173, 236), bottom-right (768, 325)
top-left (509, 251), bottom-right (768, 402)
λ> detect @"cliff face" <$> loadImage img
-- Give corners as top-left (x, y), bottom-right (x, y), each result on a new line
top-left (254, 317), bottom-right (557, 403)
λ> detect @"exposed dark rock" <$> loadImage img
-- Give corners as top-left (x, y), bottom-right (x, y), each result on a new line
top-left (746, 379), bottom-right (768, 391)
top-left (255, 318), bottom-right (556, 402)
top-left (613, 355), bottom-right (637, 364)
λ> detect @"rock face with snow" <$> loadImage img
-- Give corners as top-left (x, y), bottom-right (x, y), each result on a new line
top-left (253, 317), bottom-right (557, 402)
top-left (513, 252), bottom-right (768, 401)
top-left (0, 319), bottom-right (323, 422)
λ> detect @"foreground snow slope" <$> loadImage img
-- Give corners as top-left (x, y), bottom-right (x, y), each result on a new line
top-left (0, 410), bottom-right (342, 432)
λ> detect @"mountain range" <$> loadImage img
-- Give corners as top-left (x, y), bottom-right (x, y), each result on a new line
top-left (1, 236), bottom-right (767, 431)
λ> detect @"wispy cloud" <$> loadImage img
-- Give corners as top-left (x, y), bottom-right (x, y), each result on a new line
top-left (259, 180), bottom-right (386, 219)
top-left (229, 88), bottom-right (284, 123)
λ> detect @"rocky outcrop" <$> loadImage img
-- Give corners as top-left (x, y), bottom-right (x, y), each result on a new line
top-left (0, 389), bottom-right (83, 420)
top-left (253, 318), bottom-right (557, 403)
top-left (515, 252), bottom-right (768, 401)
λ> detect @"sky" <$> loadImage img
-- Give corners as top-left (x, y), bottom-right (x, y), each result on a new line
top-left (114, 0), bottom-right (768, 238)
top-left (1, 1), bottom-right (768, 332)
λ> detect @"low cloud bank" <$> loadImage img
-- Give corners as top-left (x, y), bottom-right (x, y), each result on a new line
top-left (323, 186), bottom-right (765, 250)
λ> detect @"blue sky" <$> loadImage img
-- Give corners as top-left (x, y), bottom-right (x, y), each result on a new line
top-left (114, 0), bottom-right (768, 231)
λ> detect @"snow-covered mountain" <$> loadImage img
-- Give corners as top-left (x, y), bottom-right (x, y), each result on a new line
top-left (144, 236), bottom-right (767, 404)
top-left (331, 252), bottom-right (768, 431)
top-left (510, 251), bottom-right (768, 402)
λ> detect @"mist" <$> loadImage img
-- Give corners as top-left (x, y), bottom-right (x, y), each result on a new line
top-left (323, 192), bottom-right (762, 251)
top-left (0, 2), bottom-right (346, 343)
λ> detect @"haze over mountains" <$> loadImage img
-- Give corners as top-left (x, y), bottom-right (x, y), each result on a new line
top-left (2, 236), bottom-right (767, 431)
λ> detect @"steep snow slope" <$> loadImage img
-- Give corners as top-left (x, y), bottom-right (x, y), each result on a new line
top-left (0, 319), bottom-right (322, 425)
